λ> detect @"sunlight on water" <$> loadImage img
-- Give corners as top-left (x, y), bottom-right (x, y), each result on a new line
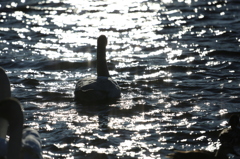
top-left (1, 0), bottom-right (240, 158)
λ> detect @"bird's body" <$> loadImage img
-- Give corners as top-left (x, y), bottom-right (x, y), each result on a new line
top-left (75, 76), bottom-right (120, 102)
top-left (74, 35), bottom-right (121, 102)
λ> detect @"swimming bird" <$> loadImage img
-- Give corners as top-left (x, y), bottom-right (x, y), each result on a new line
top-left (74, 35), bottom-right (121, 103)
top-left (0, 67), bottom-right (42, 159)
top-left (0, 98), bottom-right (42, 159)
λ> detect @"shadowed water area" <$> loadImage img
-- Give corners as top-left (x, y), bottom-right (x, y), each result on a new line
top-left (1, 0), bottom-right (240, 158)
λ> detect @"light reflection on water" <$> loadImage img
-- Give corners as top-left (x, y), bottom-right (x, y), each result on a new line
top-left (1, 0), bottom-right (240, 158)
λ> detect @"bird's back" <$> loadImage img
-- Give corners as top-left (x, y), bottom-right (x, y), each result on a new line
top-left (74, 76), bottom-right (120, 102)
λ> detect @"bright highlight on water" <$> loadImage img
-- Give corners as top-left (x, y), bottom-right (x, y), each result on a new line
top-left (0, 0), bottom-right (240, 158)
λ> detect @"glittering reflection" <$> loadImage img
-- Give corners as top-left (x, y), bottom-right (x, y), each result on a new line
top-left (1, 0), bottom-right (240, 158)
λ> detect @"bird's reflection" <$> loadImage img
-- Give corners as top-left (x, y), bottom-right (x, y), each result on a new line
top-left (75, 99), bottom-right (119, 130)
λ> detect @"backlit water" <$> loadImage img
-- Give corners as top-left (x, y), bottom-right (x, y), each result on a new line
top-left (1, 0), bottom-right (240, 158)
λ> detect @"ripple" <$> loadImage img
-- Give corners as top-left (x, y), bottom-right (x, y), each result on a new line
top-left (1, 0), bottom-right (240, 158)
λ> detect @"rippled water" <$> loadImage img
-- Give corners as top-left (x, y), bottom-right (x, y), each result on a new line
top-left (1, 0), bottom-right (240, 158)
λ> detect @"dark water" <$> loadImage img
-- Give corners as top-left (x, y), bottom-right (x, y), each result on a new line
top-left (1, 0), bottom-right (240, 158)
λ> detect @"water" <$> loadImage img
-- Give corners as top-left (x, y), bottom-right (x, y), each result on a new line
top-left (1, 0), bottom-right (240, 158)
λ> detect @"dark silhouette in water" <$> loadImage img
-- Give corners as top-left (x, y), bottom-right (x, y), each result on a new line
top-left (74, 35), bottom-right (121, 103)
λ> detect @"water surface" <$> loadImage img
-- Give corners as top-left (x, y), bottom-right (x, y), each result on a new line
top-left (1, 0), bottom-right (240, 158)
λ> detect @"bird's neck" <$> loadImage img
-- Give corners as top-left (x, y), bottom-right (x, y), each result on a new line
top-left (97, 46), bottom-right (110, 77)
